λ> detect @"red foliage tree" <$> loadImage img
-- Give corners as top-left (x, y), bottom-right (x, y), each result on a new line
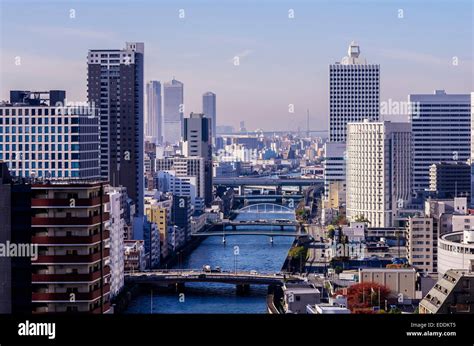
top-left (335, 282), bottom-right (390, 313)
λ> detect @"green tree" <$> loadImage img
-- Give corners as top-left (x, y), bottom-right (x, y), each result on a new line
top-left (354, 215), bottom-right (370, 224)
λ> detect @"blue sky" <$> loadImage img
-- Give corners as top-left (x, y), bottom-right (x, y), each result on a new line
top-left (0, 0), bottom-right (472, 131)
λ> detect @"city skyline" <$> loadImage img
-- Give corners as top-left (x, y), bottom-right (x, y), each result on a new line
top-left (1, 0), bottom-right (472, 132)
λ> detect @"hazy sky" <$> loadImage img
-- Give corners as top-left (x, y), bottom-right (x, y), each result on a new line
top-left (0, 0), bottom-right (472, 132)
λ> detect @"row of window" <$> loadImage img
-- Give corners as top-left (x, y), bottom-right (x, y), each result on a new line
top-left (8, 161), bottom-right (79, 169)
top-left (0, 135), bottom-right (80, 142)
top-left (11, 169), bottom-right (80, 178)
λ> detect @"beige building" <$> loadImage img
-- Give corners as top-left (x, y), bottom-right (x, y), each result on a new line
top-left (359, 268), bottom-right (419, 301)
top-left (406, 216), bottom-right (435, 273)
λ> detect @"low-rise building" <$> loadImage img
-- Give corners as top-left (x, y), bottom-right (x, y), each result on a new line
top-left (419, 268), bottom-right (474, 314)
top-left (359, 268), bottom-right (420, 301)
top-left (124, 240), bottom-right (146, 272)
top-left (283, 283), bottom-right (321, 314)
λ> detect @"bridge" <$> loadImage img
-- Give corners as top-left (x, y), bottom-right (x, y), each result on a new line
top-left (125, 269), bottom-right (301, 286)
top-left (235, 203), bottom-right (295, 214)
top-left (213, 177), bottom-right (322, 194)
top-left (192, 203), bottom-right (307, 238)
top-left (213, 177), bottom-right (322, 187)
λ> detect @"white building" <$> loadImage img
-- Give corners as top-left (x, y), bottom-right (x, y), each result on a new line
top-left (157, 170), bottom-right (197, 204)
top-left (156, 157), bottom-right (207, 204)
top-left (145, 81), bottom-right (162, 144)
top-left (107, 188), bottom-right (125, 298)
top-left (0, 94), bottom-right (100, 179)
top-left (410, 90), bottom-right (471, 194)
top-left (162, 79), bottom-right (183, 144)
top-left (329, 41), bottom-right (380, 142)
top-left (438, 228), bottom-right (474, 277)
top-left (346, 120), bottom-right (411, 227)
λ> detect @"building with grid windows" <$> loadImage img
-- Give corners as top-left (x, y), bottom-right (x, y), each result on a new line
top-left (410, 90), bottom-right (471, 194)
top-left (346, 120), bottom-right (411, 228)
top-left (87, 42), bottom-right (145, 216)
top-left (0, 90), bottom-right (100, 179)
top-left (329, 41), bottom-right (380, 142)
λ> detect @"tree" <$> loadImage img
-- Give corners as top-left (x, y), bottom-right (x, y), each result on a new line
top-left (354, 214), bottom-right (371, 224)
top-left (327, 225), bottom-right (336, 240)
top-left (335, 282), bottom-right (390, 313)
top-left (288, 246), bottom-right (307, 260)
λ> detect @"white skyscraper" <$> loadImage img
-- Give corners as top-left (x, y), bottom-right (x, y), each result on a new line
top-left (346, 120), bottom-right (411, 228)
top-left (202, 92), bottom-right (216, 144)
top-left (410, 90), bottom-right (471, 194)
top-left (146, 81), bottom-right (162, 144)
top-left (324, 42), bottom-right (380, 203)
top-left (163, 79), bottom-right (183, 144)
top-left (329, 41), bottom-right (380, 142)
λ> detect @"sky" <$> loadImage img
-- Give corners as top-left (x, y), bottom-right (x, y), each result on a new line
top-left (0, 0), bottom-right (472, 133)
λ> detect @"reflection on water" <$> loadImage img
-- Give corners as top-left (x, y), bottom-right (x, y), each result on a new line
top-left (124, 211), bottom-right (294, 314)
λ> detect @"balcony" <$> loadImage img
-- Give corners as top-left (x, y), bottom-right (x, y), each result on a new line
top-left (32, 284), bottom-right (110, 302)
top-left (91, 302), bottom-right (111, 314)
top-left (32, 266), bottom-right (110, 283)
top-left (32, 213), bottom-right (110, 227)
top-left (33, 248), bottom-right (110, 264)
top-left (32, 230), bottom-right (110, 245)
top-left (31, 195), bottom-right (110, 208)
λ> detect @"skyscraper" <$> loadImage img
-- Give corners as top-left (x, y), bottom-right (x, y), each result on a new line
top-left (183, 113), bottom-right (213, 206)
top-left (183, 112), bottom-right (212, 160)
top-left (87, 42), bottom-right (145, 216)
top-left (146, 81), bottom-right (162, 144)
top-left (346, 120), bottom-right (411, 228)
top-left (329, 41), bottom-right (380, 142)
top-left (410, 90), bottom-right (471, 194)
top-left (202, 92), bottom-right (216, 145)
top-left (163, 79), bottom-right (184, 144)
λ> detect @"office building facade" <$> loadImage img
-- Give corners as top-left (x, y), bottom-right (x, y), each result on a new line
top-left (202, 92), bottom-right (216, 145)
top-left (162, 79), bottom-right (183, 144)
top-left (410, 90), bottom-right (470, 194)
top-left (329, 42), bottom-right (380, 142)
top-left (145, 81), bottom-right (162, 144)
top-left (0, 90), bottom-right (100, 179)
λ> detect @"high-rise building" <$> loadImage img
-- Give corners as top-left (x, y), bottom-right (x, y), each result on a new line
top-left (22, 179), bottom-right (112, 314)
top-left (183, 112), bottom-right (212, 159)
top-left (183, 113), bottom-right (213, 205)
top-left (470, 92), bottom-right (474, 206)
top-left (410, 90), bottom-right (471, 194)
top-left (106, 187), bottom-right (125, 299)
top-left (329, 42), bottom-right (380, 142)
top-left (202, 92), bottom-right (216, 145)
top-left (145, 81), bottom-right (162, 144)
top-left (0, 164), bottom-right (12, 313)
top-left (87, 42), bottom-right (145, 216)
top-left (0, 90), bottom-right (100, 179)
top-left (429, 161), bottom-right (471, 199)
top-left (346, 120), bottom-right (411, 228)
top-left (162, 79), bottom-right (184, 144)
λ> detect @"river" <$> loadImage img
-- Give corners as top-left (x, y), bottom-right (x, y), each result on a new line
top-left (124, 210), bottom-right (294, 313)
